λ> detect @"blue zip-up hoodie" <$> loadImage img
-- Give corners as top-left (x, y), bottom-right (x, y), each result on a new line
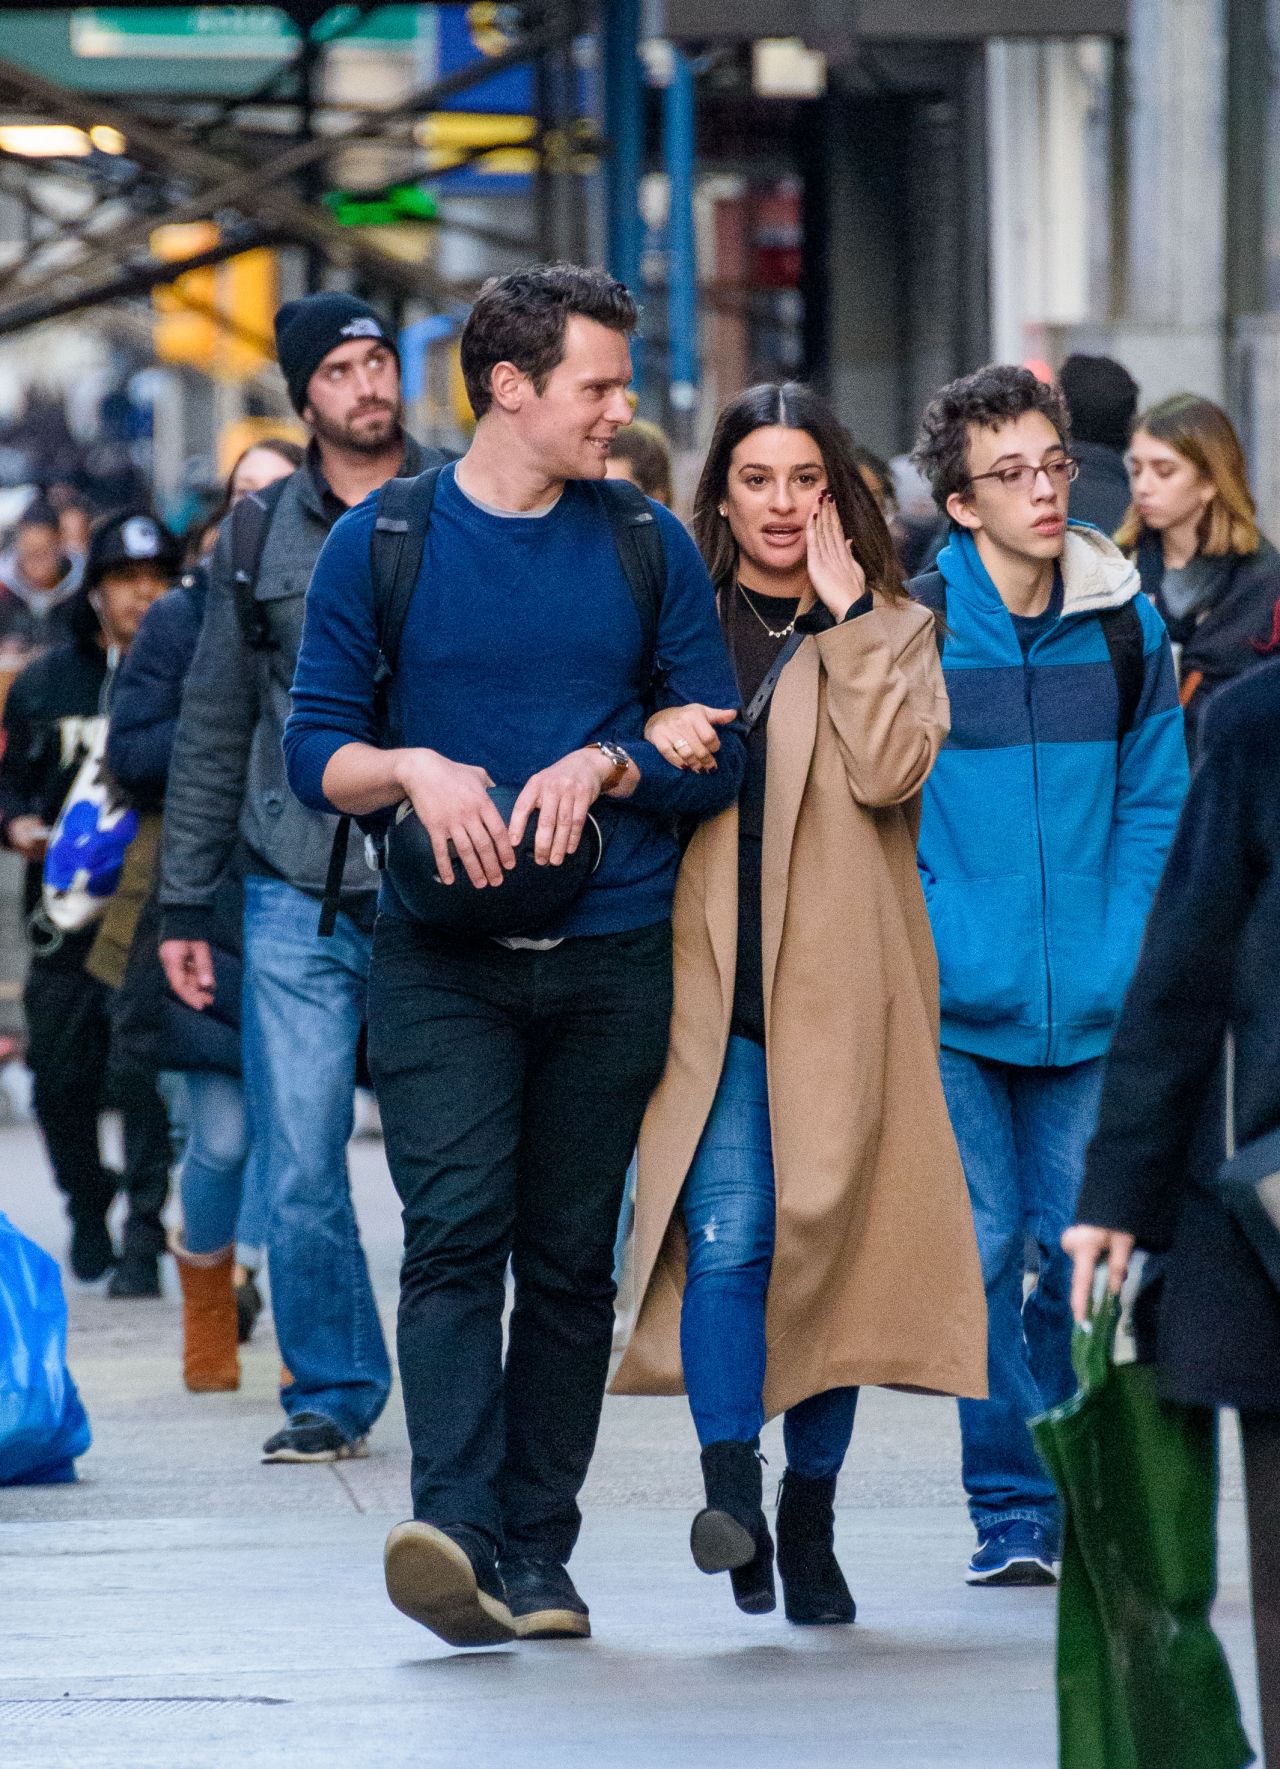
top-left (914, 524), bottom-right (1188, 1067)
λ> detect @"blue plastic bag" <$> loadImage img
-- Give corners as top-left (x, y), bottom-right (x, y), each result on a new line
top-left (0, 1213), bottom-right (91, 1484)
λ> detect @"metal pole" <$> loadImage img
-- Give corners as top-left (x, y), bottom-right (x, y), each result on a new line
top-left (602, 0), bottom-right (643, 294)
top-left (663, 44), bottom-right (698, 443)
top-left (297, 23), bottom-right (324, 291)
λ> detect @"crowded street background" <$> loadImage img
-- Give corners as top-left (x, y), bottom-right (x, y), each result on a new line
top-left (0, 5), bottom-right (1278, 1769)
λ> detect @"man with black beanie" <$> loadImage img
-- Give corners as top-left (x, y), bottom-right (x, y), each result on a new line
top-left (160, 292), bottom-right (445, 1463)
top-left (1059, 352), bottom-right (1139, 536)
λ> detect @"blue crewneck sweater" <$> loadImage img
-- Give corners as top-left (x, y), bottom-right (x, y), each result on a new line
top-left (284, 465), bottom-right (745, 938)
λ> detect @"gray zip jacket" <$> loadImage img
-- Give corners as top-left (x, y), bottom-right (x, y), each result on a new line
top-left (160, 436), bottom-right (438, 940)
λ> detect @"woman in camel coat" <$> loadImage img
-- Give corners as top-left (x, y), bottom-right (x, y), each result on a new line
top-left (612, 383), bottom-right (986, 1625)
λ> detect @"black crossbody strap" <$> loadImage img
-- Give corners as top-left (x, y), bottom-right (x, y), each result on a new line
top-left (740, 630), bottom-right (806, 733)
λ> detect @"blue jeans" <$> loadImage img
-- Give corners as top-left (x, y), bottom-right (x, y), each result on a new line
top-left (242, 876), bottom-right (390, 1441)
top-left (680, 1036), bottom-right (858, 1478)
top-left (166, 1069), bottom-right (255, 1255)
top-left (939, 1047), bottom-right (1105, 1537)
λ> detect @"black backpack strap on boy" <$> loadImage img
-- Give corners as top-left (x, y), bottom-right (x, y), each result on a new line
top-left (226, 474), bottom-right (291, 653)
top-left (911, 571), bottom-right (1145, 738)
top-left (319, 468), bottom-right (669, 936)
top-left (1097, 602), bottom-right (1146, 740)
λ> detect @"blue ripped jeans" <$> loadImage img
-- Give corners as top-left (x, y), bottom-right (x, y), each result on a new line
top-left (679, 1035), bottom-right (858, 1479)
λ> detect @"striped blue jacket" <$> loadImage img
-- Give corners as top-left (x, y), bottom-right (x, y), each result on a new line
top-left (912, 525), bottom-right (1188, 1068)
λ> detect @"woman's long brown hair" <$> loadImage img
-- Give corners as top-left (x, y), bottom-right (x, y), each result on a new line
top-left (1116, 393), bottom-right (1260, 557)
top-left (691, 383), bottom-right (906, 602)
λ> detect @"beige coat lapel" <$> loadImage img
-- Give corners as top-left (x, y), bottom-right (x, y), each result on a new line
top-left (759, 640), bottom-right (819, 1027)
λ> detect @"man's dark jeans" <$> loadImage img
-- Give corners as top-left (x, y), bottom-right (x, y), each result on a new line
top-left (367, 914), bottom-right (673, 1565)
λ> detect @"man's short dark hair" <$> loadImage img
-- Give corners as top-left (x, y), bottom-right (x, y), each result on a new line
top-left (1059, 353), bottom-right (1138, 452)
top-left (912, 365), bottom-right (1071, 512)
top-left (460, 262), bottom-right (638, 419)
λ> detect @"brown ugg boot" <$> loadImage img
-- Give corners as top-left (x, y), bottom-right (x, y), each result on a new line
top-left (172, 1238), bottom-right (240, 1393)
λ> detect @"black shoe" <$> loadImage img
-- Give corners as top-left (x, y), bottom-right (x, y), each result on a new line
top-left (691, 1441), bottom-right (777, 1616)
top-left (69, 1207), bottom-right (116, 1283)
top-left (261, 1412), bottom-right (370, 1464)
top-left (105, 1249), bottom-right (161, 1298)
top-left (234, 1272), bottom-right (263, 1345)
top-left (385, 1522), bottom-right (516, 1647)
top-left (776, 1469), bottom-right (856, 1625)
top-left (501, 1556), bottom-right (591, 1639)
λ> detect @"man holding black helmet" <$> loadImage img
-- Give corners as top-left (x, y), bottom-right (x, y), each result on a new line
top-left (160, 292), bottom-right (445, 1464)
top-left (285, 264), bottom-right (744, 1648)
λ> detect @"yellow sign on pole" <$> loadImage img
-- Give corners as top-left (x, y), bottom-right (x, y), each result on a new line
top-left (151, 225), bottom-right (277, 381)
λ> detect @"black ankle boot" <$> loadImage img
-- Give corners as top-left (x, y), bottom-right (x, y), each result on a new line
top-left (691, 1441), bottom-right (776, 1615)
top-left (775, 1469), bottom-right (856, 1625)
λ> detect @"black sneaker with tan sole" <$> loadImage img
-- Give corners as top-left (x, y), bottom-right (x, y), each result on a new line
top-left (384, 1522), bottom-right (516, 1647)
top-left (261, 1412), bottom-right (370, 1464)
top-left (501, 1556), bottom-right (591, 1639)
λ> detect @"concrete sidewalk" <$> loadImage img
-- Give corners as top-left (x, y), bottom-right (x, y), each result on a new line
top-left (0, 1124), bottom-right (1262, 1768)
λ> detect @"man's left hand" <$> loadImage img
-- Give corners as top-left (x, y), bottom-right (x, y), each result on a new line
top-left (509, 747), bottom-right (635, 866)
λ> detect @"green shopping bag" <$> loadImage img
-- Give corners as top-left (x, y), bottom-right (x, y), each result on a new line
top-left (1031, 1292), bottom-right (1255, 1769)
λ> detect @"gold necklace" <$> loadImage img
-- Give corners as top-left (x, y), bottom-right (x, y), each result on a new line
top-left (738, 581), bottom-right (799, 640)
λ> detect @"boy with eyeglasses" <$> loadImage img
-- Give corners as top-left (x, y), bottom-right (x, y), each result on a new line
top-left (909, 365), bottom-right (1187, 1586)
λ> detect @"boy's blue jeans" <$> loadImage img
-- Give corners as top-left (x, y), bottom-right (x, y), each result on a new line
top-left (939, 1046), bottom-right (1105, 1540)
top-left (679, 1036), bottom-right (858, 1479)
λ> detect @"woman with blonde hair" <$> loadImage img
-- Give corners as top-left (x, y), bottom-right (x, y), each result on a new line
top-left (612, 383), bottom-right (986, 1625)
top-left (1121, 393), bottom-right (1280, 750)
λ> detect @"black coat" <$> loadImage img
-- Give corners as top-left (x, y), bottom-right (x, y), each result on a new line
top-left (1068, 441), bottom-right (1131, 538)
top-left (1137, 532), bottom-right (1280, 754)
top-left (106, 573), bottom-right (244, 1077)
top-left (1076, 659), bottom-right (1280, 1413)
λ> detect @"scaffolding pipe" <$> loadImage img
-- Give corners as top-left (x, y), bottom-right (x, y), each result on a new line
top-left (602, 0), bottom-right (643, 295)
top-left (663, 43), bottom-right (698, 438)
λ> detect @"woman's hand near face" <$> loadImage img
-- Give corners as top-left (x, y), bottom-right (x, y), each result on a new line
top-left (644, 703), bottom-right (738, 771)
top-left (807, 491), bottom-right (867, 620)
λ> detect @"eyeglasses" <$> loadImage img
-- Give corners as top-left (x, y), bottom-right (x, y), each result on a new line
top-left (968, 457), bottom-right (1080, 494)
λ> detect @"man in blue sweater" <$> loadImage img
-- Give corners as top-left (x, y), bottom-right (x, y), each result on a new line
top-left (285, 265), bottom-right (744, 1648)
top-left (910, 366), bottom-right (1187, 1586)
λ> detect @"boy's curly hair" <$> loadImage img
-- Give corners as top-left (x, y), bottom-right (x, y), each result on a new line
top-left (912, 365), bottom-right (1071, 512)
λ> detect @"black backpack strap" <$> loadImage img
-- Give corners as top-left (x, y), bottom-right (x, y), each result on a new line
top-left (370, 466), bottom-right (444, 691)
top-left (227, 475), bottom-right (290, 652)
top-left (319, 466), bottom-right (442, 939)
top-left (593, 478), bottom-right (667, 699)
top-left (910, 569), bottom-right (948, 658)
top-left (1099, 600), bottom-right (1146, 738)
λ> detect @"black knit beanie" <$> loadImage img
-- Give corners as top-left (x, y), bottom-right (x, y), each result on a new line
top-left (273, 292), bottom-right (398, 414)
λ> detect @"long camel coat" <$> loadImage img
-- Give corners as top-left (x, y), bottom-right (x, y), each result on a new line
top-left (612, 597), bottom-right (988, 1415)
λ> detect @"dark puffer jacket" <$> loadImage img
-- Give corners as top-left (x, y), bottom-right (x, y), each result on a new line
top-left (107, 570), bottom-right (243, 1076)
top-left (1136, 532), bottom-right (1280, 753)
top-left (1077, 659), bottom-right (1280, 1414)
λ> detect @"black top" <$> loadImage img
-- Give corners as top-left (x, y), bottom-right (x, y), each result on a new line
top-left (1076, 658), bottom-right (1280, 1411)
top-left (723, 582), bottom-right (869, 1044)
top-left (1008, 569), bottom-right (1064, 656)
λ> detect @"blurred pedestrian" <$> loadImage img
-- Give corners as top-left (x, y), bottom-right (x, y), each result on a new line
top-left (1059, 352), bottom-right (1138, 536)
top-left (286, 263), bottom-right (743, 1647)
top-left (159, 294), bottom-right (444, 1461)
top-left (852, 442), bottom-right (912, 567)
top-left (605, 416), bottom-right (674, 505)
top-left (0, 511), bottom-right (178, 1290)
top-left (613, 384), bottom-right (986, 1625)
top-left (910, 365), bottom-right (1188, 1586)
top-left (226, 438), bottom-right (304, 504)
top-left (1120, 392), bottom-right (1280, 754)
top-left (1066, 659), bottom-right (1280, 1767)
top-left (106, 438), bottom-right (299, 1388)
top-left (0, 497), bottom-right (84, 668)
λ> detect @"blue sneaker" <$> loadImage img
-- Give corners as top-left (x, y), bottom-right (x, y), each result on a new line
top-left (966, 1520), bottom-right (1058, 1587)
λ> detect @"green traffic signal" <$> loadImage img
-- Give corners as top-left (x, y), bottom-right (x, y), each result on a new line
top-left (323, 185), bottom-right (440, 227)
